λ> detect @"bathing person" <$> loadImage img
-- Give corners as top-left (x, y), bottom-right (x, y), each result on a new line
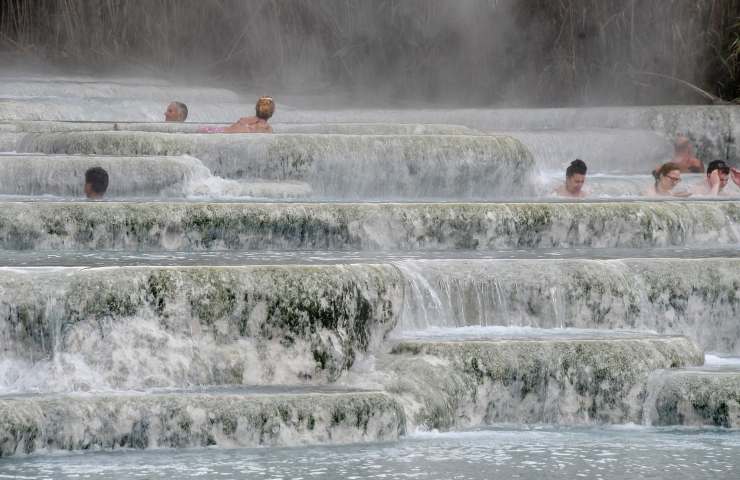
top-left (645, 162), bottom-right (690, 197)
top-left (224, 96), bottom-right (275, 133)
top-left (553, 159), bottom-right (588, 198)
top-left (84, 166), bottom-right (109, 200)
top-left (691, 160), bottom-right (740, 196)
top-left (164, 101), bottom-right (188, 122)
top-left (198, 96), bottom-right (275, 133)
top-left (671, 136), bottom-right (704, 173)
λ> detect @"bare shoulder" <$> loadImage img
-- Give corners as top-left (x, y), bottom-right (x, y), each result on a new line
top-left (237, 116), bottom-right (259, 125)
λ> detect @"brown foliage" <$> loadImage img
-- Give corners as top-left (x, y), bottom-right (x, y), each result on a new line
top-left (1, 0), bottom-right (738, 105)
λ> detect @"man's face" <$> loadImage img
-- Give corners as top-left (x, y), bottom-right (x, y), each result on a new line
top-left (256, 98), bottom-right (273, 119)
top-left (717, 170), bottom-right (729, 189)
top-left (566, 173), bottom-right (586, 194)
top-left (164, 103), bottom-right (181, 122)
top-left (84, 181), bottom-right (95, 199)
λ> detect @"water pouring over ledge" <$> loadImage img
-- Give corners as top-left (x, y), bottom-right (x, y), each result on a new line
top-left (0, 80), bottom-right (738, 478)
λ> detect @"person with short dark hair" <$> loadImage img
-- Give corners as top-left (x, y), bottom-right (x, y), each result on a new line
top-left (645, 162), bottom-right (690, 197)
top-left (164, 101), bottom-right (188, 122)
top-left (84, 166), bottom-right (109, 199)
top-left (554, 159), bottom-right (588, 198)
top-left (691, 159), bottom-right (740, 196)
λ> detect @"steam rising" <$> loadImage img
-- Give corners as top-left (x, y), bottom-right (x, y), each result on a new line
top-left (1, 0), bottom-right (738, 106)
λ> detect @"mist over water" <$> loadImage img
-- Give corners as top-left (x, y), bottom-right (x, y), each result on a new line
top-left (1, 0), bottom-right (738, 106)
top-left (0, 2), bottom-right (739, 478)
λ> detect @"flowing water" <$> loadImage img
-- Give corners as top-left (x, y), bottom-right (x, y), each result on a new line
top-left (2, 427), bottom-right (739, 479)
top-left (0, 77), bottom-right (738, 478)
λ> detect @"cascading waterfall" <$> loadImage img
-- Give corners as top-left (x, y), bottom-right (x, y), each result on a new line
top-left (0, 153), bottom-right (311, 199)
top-left (17, 131), bottom-right (536, 198)
top-left (0, 76), bottom-right (738, 478)
top-left (394, 258), bottom-right (740, 353)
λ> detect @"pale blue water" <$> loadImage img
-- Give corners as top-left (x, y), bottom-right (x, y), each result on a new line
top-left (0, 247), bottom-right (736, 266)
top-left (2, 426), bottom-right (738, 479)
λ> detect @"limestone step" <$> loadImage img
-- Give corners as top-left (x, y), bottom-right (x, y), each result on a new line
top-left (0, 386), bottom-right (405, 456)
top-left (278, 105), bottom-right (738, 163)
top-left (394, 257), bottom-right (740, 354)
top-left (645, 366), bottom-right (740, 428)
top-left (0, 264), bottom-right (402, 391)
top-left (0, 97), bottom-right (251, 123)
top-left (7, 120), bottom-right (481, 136)
top-left (2, 103), bottom-right (735, 161)
top-left (0, 154), bottom-right (311, 199)
top-left (0, 201), bottom-right (735, 251)
top-left (0, 80), bottom-right (242, 102)
top-left (378, 334), bottom-right (702, 429)
top-left (2, 258), bottom-right (740, 385)
top-left (17, 131), bottom-right (534, 198)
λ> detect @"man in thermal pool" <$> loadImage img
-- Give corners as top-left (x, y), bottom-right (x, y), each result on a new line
top-left (198, 96), bottom-right (275, 133)
top-left (164, 101), bottom-right (188, 122)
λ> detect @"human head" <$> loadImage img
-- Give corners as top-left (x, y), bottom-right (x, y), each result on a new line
top-left (564, 159), bottom-right (587, 195)
top-left (654, 162), bottom-right (682, 191)
top-left (674, 136), bottom-right (693, 156)
top-left (255, 96), bottom-right (275, 120)
top-left (164, 101), bottom-right (188, 122)
top-left (707, 160), bottom-right (730, 189)
top-left (84, 166), bottom-right (109, 199)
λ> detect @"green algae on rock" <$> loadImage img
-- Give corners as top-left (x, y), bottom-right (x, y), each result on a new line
top-left (0, 265), bottom-right (403, 390)
top-left (645, 369), bottom-right (740, 428)
top-left (383, 336), bottom-right (702, 429)
top-left (0, 389), bottom-right (405, 456)
top-left (397, 258), bottom-right (740, 354)
top-left (0, 201), bottom-right (735, 251)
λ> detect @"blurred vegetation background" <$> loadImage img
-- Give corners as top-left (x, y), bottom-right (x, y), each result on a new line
top-left (1, 0), bottom-right (738, 106)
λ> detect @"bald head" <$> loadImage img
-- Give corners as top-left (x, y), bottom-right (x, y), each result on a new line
top-left (165, 101), bottom-right (188, 122)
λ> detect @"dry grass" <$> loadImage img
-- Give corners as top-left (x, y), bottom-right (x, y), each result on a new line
top-left (1, 0), bottom-right (738, 105)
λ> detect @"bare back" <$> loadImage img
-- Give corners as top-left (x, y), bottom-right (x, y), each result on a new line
top-left (223, 116), bottom-right (273, 133)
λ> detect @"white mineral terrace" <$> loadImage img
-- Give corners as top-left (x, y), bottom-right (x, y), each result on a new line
top-left (0, 76), bottom-right (738, 480)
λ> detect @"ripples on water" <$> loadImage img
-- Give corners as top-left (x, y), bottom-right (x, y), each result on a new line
top-left (2, 426), bottom-right (738, 479)
top-left (0, 247), bottom-right (737, 267)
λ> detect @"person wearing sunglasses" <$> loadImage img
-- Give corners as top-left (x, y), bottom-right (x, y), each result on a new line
top-left (645, 162), bottom-right (691, 197)
top-left (691, 160), bottom-right (740, 196)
